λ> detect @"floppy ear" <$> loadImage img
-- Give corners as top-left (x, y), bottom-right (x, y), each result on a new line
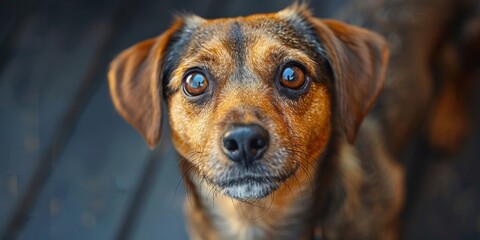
top-left (308, 18), bottom-right (389, 143)
top-left (108, 20), bottom-right (183, 148)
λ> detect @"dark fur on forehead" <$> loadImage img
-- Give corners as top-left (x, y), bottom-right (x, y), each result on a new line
top-left (229, 21), bottom-right (246, 66)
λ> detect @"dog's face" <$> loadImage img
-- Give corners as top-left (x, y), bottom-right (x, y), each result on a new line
top-left (166, 13), bottom-right (334, 200)
top-left (108, 5), bottom-right (388, 201)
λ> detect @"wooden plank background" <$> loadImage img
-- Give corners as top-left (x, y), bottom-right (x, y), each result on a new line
top-left (0, 0), bottom-right (479, 239)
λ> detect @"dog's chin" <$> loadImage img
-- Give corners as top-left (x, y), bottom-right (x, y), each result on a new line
top-left (211, 166), bottom-right (299, 201)
top-left (221, 180), bottom-right (280, 201)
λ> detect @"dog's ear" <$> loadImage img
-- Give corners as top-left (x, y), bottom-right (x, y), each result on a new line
top-left (309, 18), bottom-right (389, 144)
top-left (108, 20), bottom-right (183, 148)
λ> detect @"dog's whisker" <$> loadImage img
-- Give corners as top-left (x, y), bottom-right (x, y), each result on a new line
top-left (282, 147), bottom-right (316, 194)
top-left (298, 162), bottom-right (315, 193)
top-left (175, 158), bottom-right (202, 201)
top-left (292, 169), bottom-right (305, 202)
top-left (284, 177), bottom-right (296, 202)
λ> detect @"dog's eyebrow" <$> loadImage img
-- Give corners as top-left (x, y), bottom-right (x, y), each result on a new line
top-left (229, 21), bottom-right (246, 67)
top-left (277, 12), bottom-right (327, 61)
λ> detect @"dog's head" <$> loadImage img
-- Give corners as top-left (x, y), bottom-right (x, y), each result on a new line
top-left (108, 5), bottom-right (388, 201)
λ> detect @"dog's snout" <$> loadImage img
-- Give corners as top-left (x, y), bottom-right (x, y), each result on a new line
top-left (222, 124), bottom-right (269, 165)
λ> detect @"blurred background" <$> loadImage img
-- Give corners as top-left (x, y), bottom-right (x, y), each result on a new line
top-left (0, 0), bottom-right (479, 239)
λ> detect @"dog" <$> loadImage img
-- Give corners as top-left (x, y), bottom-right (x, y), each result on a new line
top-left (108, 2), bottom-right (478, 239)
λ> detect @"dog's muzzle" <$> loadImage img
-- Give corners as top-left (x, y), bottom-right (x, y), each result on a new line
top-left (214, 123), bottom-right (295, 200)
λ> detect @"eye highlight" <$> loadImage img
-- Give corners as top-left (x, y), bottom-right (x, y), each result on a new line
top-left (183, 71), bottom-right (209, 96)
top-left (279, 65), bottom-right (306, 89)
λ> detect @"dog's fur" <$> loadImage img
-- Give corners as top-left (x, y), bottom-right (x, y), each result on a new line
top-left (108, 1), bottom-right (479, 239)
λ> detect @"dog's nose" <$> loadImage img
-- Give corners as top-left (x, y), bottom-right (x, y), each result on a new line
top-left (222, 124), bottom-right (269, 165)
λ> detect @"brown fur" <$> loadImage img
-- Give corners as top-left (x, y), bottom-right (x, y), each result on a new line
top-left (427, 0), bottom-right (480, 153)
top-left (107, 2), bottom-right (477, 239)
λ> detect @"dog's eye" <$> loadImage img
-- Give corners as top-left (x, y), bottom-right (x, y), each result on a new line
top-left (183, 71), bottom-right (208, 96)
top-left (280, 65), bottom-right (305, 89)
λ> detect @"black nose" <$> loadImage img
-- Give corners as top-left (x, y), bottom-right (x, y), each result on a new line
top-left (222, 124), bottom-right (269, 165)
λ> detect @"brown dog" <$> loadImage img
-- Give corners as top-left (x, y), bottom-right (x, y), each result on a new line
top-left (107, 2), bottom-right (475, 239)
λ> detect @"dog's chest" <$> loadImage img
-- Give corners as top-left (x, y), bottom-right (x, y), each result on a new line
top-left (197, 181), bottom-right (313, 240)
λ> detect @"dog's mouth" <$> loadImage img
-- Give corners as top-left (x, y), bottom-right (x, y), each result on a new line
top-left (207, 164), bottom-right (299, 201)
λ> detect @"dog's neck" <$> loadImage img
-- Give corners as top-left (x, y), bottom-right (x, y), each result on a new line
top-left (183, 161), bottom-right (319, 240)
top-left (193, 178), bottom-right (315, 239)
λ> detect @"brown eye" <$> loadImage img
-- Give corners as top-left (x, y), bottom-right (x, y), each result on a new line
top-left (280, 66), bottom-right (305, 89)
top-left (183, 71), bottom-right (208, 96)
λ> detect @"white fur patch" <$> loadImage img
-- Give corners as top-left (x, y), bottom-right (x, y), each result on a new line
top-left (222, 181), bottom-right (279, 200)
